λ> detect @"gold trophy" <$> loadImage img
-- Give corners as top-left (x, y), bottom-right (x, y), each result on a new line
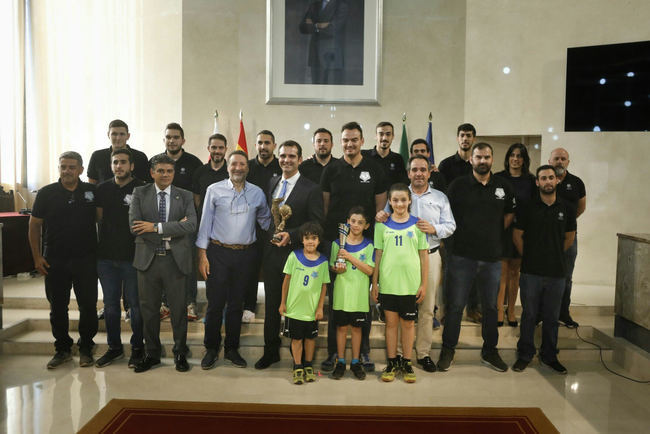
top-left (271, 197), bottom-right (292, 242)
top-left (336, 223), bottom-right (350, 269)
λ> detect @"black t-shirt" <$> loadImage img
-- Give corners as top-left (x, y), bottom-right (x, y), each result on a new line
top-left (298, 155), bottom-right (339, 185)
top-left (87, 145), bottom-right (150, 183)
top-left (447, 173), bottom-right (515, 262)
top-left (428, 170), bottom-right (448, 193)
top-left (515, 197), bottom-right (577, 278)
top-left (556, 171), bottom-right (586, 208)
top-left (320, 156), bottom-right (387, 241)
top-left (247, 157), bottom-right (282, 192)
top-left (361, 148), bottom-right (408, 187)
top-left (494, 170), bottom-right (537, 206)
top-left (96, 178), bottom-right (145, 261)
top-left (169, 151), bottom-right (203, 191)
top-left (31, 180), bottom-right (97, 260)
top-left (191, 162), bottom-right (229, 212)
top-left (438, 152), bottom-right (471, 185)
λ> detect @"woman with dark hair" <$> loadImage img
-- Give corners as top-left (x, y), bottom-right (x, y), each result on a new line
top-left (494, 143), bottom-right (537, 327)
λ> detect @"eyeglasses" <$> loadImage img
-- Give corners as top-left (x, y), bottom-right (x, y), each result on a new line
top-left (230, 188), bottom-right (250, 215)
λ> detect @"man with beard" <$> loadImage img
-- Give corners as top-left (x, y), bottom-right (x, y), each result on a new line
top-left (299, 128), bottom-right (339, 184)
top-left (512, 165), bottom-right (576, 374)
top-left (192, 133), bottom-right (229, 214)
top-left (437, 142), bottom-right (515, 373)
top-left (95, 149), bottom-right (145, 368)
top-left (361, 121), bottom-right (408, 187)
top-left (548, 148), bottom-right (586, 329)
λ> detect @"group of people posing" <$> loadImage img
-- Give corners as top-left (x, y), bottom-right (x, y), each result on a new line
top-left (28, 118), bottom-right (586, 385)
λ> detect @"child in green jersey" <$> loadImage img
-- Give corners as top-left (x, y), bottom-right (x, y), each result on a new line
top-left (329, 206), bottom-right (375, 380)
top-left (279, 222), bottom-right (330, 385)
top-left (372, 183), bottom-right (428, 383)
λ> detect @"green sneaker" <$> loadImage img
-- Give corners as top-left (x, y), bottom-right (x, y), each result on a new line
top-left (304, 366), bottom-right (316, 382)
top-left (402, 360), bottom-right (417, 383)
top-left (293, 368), bottom-right (304, 385)
top-left (381, 360), bottom-right (399, 382)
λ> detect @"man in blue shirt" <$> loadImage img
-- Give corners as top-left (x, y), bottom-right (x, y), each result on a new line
top-left (197, 151), bottom-right (272, 369)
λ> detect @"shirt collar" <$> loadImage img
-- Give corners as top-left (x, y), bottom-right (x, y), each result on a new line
top-left (281, 171), bottom-right (300, 185)
top-left (154, 184), bottom-right (172, 195)
top-left (409, 184), bottom-right (433, 197)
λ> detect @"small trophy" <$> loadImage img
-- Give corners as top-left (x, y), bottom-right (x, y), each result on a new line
top-left (271, 198), bottom-right (292, 242)
top-left (336, 223), bottom-right (350, 269)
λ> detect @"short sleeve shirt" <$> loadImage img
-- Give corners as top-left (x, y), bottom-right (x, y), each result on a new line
top-left (87, 146), bottom-right (150, 183)
top-left (283, 250), bottom-right (331, 321)
top-left (361, 148), bottom-right (408, 187)
top-left (556, 171), bottom-right (586, 207)
top-left (31, 180), bottom-right (97, 260)
top-left (320, 156), bottom-right (387, 241)
top-left (298, 155), bottom-right (339, 185)
top-left (170, 151), bottom-right (203, 191)
top-left (515, 197), bottom-right (577, 277)
top-left (191, 162), bottom-right (229, 212)
top-left (374, 216), bottom-right (428, 296)
top-left (447, 173), bottom-right (516, 262)
top-left (494, 170), bottom-right (537, 206)
top-left (330, 238), bottom-right (374, 312)
top-left (438, 152), bottom-right (471, 185)
top-left (247, 157), bottom-right (282, 192)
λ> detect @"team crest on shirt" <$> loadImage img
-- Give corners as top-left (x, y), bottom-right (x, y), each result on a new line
top-left (359, 253), bottom-right (366, 261)
top-left (558, 212), bottom-right (564, 221)
top-left (311, 271), bottom-right (319, 279)
top-left (180, 167), bottom-right (186, 175)
top-left (359, 171), bottom-right (371, 183)
top-left (566, 183), bottom-right (573, 191)
top-left (494, 188), bottom-right (505, 199)
top-left (390, 163), bottom-right (395, 170)
top-left (407, 231), bottom-right (414, 238)
top-left (123, 194), bottom-right (133, 205)
top-left (84, 191), bottom-right (94, 202)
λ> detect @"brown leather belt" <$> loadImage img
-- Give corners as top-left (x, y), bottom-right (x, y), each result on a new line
top-left (211, 239), bottom-right (252, 250)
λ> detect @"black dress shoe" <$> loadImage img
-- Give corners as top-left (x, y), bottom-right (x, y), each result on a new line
top-left (175, 354), bottom-right (190, 372)
top-left (201, 349), bottom-right (219, 370)
top-left (254, 352), bottom-right (280, 370)
top-left (134, 356), bottom-right (161, 373)
top-left (224, 349), bottom-right (247, 368)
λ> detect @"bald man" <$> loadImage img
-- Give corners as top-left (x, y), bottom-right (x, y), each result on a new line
top-left (548, 148), bottom-right (586, 328)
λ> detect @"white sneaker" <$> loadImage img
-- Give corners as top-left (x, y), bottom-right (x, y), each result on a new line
top-left (187, 303), bottom-right (198, 321)
top-left (242, 310), bottom-right (255, 323)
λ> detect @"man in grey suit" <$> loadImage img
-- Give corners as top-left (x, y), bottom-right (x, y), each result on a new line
top-left (129, 153), bottom-right (197, 372)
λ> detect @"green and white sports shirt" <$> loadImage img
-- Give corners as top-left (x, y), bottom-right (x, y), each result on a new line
top-left (283, 249), bottom-right (331, 321)
top-left (329, 238), bottom-right (375, 312)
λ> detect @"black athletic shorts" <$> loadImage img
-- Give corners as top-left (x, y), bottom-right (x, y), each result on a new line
top-left (332, 309), bottom-right (367, 327)
top-left (283, 317), bottom-right (318, 340)
top-left (378, 293), bottom-right (417, 321)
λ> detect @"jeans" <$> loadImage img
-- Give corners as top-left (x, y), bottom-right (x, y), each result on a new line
top-left (97, 259), bottom-right (143, 350)
top-left (517, 273), bottom-right (565, 362)
top-left (560, 238), bottom-right (577, 320)
top-left (441, 255), bottom-right (501, 356)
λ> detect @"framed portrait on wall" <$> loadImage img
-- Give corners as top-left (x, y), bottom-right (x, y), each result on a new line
top-left (266, 0), bottom-right (382, 105)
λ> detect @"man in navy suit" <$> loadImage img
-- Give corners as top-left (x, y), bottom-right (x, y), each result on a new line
top-left (254, 140), bottom-right (325, 369)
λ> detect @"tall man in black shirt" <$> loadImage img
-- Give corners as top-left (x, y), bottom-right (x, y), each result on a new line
top-left (512, 165), bottom-right (576, 374)
top-left (298, 127), bottom-right (339, 184)
top-left (437, 142), bottom-right (515, 373)
top-left (95, 149), bottom-right (145, 368)
top-left (88, 119), bottom-right (150, 184)
top-left (192, 133), bottom-right (229, 213)
top-left (29, 151), bottom-right (99, 369)
top-left (548, 148), bottom-right (586, 329)
top-left (361, 121), bottom-right (408, 187)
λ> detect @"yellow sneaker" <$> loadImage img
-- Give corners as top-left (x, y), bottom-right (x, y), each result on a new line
top-left (402, 360), bottom-right (417, 383)
top-left (293, 368), bottom-right (304, 385)
top-left (381, 360), bottom-right (398, 382)
top-left (304, 366), bottom-right (316, 382)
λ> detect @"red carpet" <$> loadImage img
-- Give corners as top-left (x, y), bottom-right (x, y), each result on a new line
top-left (79, 400), bottom-right (558, 434)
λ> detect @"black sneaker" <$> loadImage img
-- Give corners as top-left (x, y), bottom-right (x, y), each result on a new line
top-left (79, 348), bottom-right (94, 367)
top-left (254, 352), bottom-right (280, 370)
top-left (437, 347), bottom-right (454, 372)
top-left (481, 352), bottom-right (508, 372)
top-left (128, 348), bottom-right (144, 368)
top-left (201, 349), bottom-right (219, 370)
top-left (512, 358), bottom-right (529, 372)
top-left (417, 356), bottom-right (437, 372)
top-left (95, 348), bottom-right (124, 368)
top-left (560, 317), bottom-right (579, 329)
top-left (330, 361), bottom-right (346, 379)
top-left (320, 353), bottom-right (337, 372)
top-left (46, 351), bottom-right (72, 369)
top-left (350, 362), bottom-right (366, 380)
top-left (224, 349), bottom-right (247, 368)
top-left (541, 359), bottom-right (567, 375)
top-left (361, 353), bottom-right (375, 372)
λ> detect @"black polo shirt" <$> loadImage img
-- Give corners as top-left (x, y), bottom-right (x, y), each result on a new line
top-left (247, 157), bottom-right (282, 192)
top-left (494, 170), bottom-right (537, 206)
top-left (447, 173), bottom-right (515, 262)
top-left (320, 156), bottom-right (387, 241)
top-left (556, 171), bottom-right (586, 208)
top-left (31, 180), bottom-right (97, 260)
top-left (299, 155), bottom-right (339, 185)
top-left (515, 197), bottom-right (577, 278)
top-left (428, 170), bottom-right (448, 193)
top-left (169, 150), bottom-right (203, 191)
top-left (96, 178), bottom-right (145, 261)
top-left (191, 162), bottom-right (229, 211)
top-left (438, 152), bottom-right (471, 185)
top-left (361, 147), bottom-right (408, 187)
top-left (87, 145), bottom-right (150, 183)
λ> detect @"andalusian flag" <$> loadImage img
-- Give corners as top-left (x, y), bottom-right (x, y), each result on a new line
top-left (399, 114), bottom-right (409, 166)
top-left (425, 112), bottom-right (435, 165)
top-left (236, 114), bottom-right (248, 154)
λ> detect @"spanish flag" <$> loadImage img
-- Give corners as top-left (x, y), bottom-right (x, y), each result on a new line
top-left (236, 119), bottom-right (248, 154)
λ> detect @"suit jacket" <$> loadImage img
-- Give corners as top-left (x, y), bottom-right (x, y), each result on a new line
top-left (129, 183), bottom-right (197, 274)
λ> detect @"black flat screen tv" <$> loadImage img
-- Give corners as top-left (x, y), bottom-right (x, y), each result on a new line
top-left (565, 40), bottom-right (650, 132)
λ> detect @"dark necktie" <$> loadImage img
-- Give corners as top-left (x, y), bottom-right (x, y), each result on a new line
top-left (156, 191), bottom-right (167, 254)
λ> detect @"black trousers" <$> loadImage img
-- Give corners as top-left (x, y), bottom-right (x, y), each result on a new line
top-left (44, 255), bottom-right (98, 352)
top-left (261, 244), bottom-right (292, 354)
top-left (243, 238), bottom-right (263, 312)
top-left (204, 244), bottom-right (255, 351)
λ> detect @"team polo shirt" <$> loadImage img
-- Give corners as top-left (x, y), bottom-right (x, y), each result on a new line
top-left (169, 151), bottom-right (203, 191)
top-left (330, 238), bottom-right (375, 312)
top-left (283, 250), bottom-right (331, 321)
top-left (428, 170), bottom-right (448, 193)
top-left (320, 156), bottom-right (387, 241)
top-left (247, 157), bottom-right (281, 192)
top-left (31, 180), bottom-right (97, 260)
top-left (191, 162), bottom-right (229, 211)
top-left (515, 197), bottom-right (577, 278)
top-left (556, 171), bottom-right (586, 208)
top-left (87, 145), bottom-right (150, 183)
top-left (438, 152), bottom-right (471, 184)
top-left (374, 216), bottom-right (428, 296)
top-left (96, 178), bottom-right (145, 261)
top-left (447, 173), bottom-right (515, 262)
top-left (361, 148), bottom-right (408, 187)
top-left (494, 170), bottom-right (537, 205)
top-left (299, 155), bottom-right (339, 185)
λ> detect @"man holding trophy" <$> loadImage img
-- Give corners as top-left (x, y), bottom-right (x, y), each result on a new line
top-left (255, 140), bottom-right (325, 370)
